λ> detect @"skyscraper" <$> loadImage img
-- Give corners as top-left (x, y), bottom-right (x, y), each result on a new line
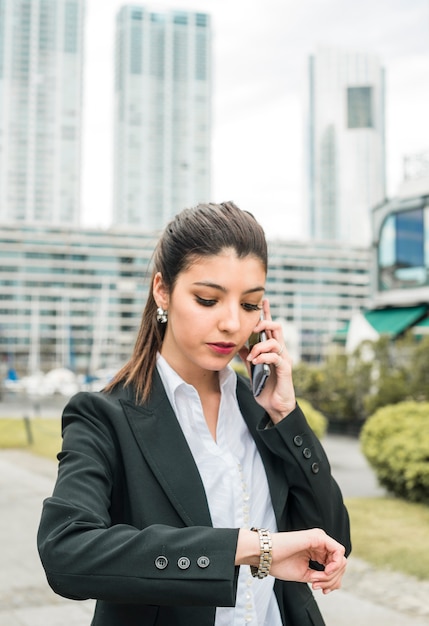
top-left (0, 0), bottom-right (85, 225)
top-left (306, 47), bottom-right (386, 246)
top-left (113, 6), bottom-right (211, 230)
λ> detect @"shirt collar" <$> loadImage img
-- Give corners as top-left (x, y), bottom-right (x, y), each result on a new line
top-left (156, 352), bottom-right (237, 400)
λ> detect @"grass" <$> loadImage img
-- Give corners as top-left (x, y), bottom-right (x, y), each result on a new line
top-left (0, 417), bottom-right (62, 460)
top-left (1, 417), bottom-right (428, 580)
top-left (345, 496), bottom-right (429, 580)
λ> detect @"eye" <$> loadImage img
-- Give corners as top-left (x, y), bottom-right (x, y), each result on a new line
top-left (242, 303), bottom-right (262, 312)
top-left (196, 296), bottom-right (217, 307)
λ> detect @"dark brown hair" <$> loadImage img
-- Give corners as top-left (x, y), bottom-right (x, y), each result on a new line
top-left (105, 201), bottom-right (268, 402)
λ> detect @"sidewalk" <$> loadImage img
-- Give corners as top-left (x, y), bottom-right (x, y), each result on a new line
top-left (0, 450), bottom-right (95, 625)
top-left (0, 440), bottom-right (428, 625)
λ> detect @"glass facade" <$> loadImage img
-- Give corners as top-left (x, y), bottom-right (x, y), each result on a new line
top-left (347, 86), bottom-right (373, 129)
top-left (378, 205), bottom-right (429, 290)
top-left (266, 240), bottom-right (370, 361)
top-left (307, 48), bottom-right (385, 246)
top-left (0, 0), bottom-right (84, 225)
top-left (0, 225), bottom-right (370, 372)
top-left (0, 225), bottom-right (157, 373)
top-left (113, 6), bottom-right (211, 231)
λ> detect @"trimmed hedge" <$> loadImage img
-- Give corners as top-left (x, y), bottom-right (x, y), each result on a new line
top-left (233, 362), bottom-right (328, 440)
top-left (297, 398), bottom-right (328, 440)
top-left (360, 401), bottom-right (429, 504)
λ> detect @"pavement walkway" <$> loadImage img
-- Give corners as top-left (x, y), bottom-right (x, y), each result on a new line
top-left (0, 434), bottom-right (428, 625)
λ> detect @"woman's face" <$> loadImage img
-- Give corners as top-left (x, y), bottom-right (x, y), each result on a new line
top-left (154, 249), bottom-right (266, 384)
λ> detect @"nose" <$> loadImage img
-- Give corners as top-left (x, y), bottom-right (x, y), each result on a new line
top-left (218, 302), bottom-right (241, 334)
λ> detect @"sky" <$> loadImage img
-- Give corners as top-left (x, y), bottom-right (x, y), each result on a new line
top-left (81, 0), bottom-right (429, 240)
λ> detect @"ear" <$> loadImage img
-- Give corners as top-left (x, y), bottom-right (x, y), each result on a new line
top-left (153, 272), bottom-right (170, 310)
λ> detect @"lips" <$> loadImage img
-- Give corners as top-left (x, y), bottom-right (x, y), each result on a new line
top-left (207, 342), bottom-right (236, 355)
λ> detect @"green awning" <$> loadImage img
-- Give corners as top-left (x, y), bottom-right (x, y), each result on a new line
top-left (364, 306), bottom-right (428, 336)
top-left (414, 316), bottom-right (429, 327)
top-left (412, 315), bottom-right (429, 334)
top-left (333, 322), bottom-right (349, 343)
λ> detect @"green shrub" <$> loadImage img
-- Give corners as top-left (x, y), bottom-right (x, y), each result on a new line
top-left (360, 401), bottom-right (429, 504)
top-left (297, 398), bottom-right (328, 440)
top-left (231, 362), bottom-right (327, 439)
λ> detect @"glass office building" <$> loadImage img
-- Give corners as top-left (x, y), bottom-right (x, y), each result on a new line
top-left (0, 224), bottom-right (158, 373)
top-left (267, 239), bottom-right (370, 361)
top-left (113, 6), bottom-right (211, 230)
top-left (345, 156), bottom-right (429, 352)
top-left (378, 204), bottom-right (429, 293)
top-left (372, 163), bottom-right (429, 309)
top-left (0, 223), bottom-right (370, 374)
top-left (306, 47), bottom-right (386, 246)
top-left (0, 0), bottom-right (85, 225)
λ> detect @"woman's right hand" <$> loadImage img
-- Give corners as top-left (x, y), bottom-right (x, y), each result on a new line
top-left (236, 528), bottom-right (347, 594)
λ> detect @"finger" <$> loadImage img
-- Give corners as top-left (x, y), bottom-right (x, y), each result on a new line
top-left (312, 575), bottom-right (343, 594)
top-left (262, 298), bottom-right (271, 321)
top-left (247, 337), bottom-right (284, 360)
top-left (319, 559), bottom-right (347, 583)
top-left (311, 572), bottom-right (344, 593)
top-left (238, 345), bottom-right (252, 378)
top-left (324, 554), bottom-right (346, 575)
top-left (311, 558), bottom-right (347, 592)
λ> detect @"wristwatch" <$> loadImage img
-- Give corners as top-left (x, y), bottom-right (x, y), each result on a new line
top-left (250, 527), bottom-right (272, 578)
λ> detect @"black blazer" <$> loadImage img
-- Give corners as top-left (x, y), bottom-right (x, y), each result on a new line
top-left (38, 372), bottom-right (351, 626)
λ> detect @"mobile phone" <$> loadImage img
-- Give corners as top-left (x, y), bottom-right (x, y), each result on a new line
top-left (248, 325), bottom-right (270, 398)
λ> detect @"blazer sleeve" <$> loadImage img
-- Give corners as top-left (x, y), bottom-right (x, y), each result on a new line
top-left (37, 392), bottom-right (239, 606)
top-left (258, 403), bottom-right (352, 556)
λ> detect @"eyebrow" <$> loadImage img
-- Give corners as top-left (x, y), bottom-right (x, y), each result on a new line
top-left (192, 281), bottom-right (265, 295)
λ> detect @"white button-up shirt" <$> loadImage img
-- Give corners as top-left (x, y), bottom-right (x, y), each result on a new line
top-left (157, 355), bottom-right (283, 626)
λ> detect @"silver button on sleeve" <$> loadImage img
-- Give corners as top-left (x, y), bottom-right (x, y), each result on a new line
top-left (155, 556), bottom-right (168, 570)
top-left (197, 556), bottom-right (210, 568)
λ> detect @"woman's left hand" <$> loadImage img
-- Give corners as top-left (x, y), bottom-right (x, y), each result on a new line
top-left (238, 300), bottom-right (296, 424)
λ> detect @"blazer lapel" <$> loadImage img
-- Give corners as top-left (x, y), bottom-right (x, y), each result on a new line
top-left (118, 373), bottom-right (287, 530)
top-left (236, 376), bottom-right (289, 526)
top-left (119, 374), bottom-right (213, 528)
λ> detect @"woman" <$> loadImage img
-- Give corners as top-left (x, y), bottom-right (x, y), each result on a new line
top-left (38, 201), bottom-right (351, 626)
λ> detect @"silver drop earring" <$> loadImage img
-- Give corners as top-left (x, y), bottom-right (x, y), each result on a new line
top-left (156, 307), bottom-right (168, 324)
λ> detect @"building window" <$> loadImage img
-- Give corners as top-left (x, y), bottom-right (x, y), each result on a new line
top-left (150, 31), bottom-right (165, 78)
top-left (195, 32), bottom-right (207, 81)
top-left (150, 13), bottom-right (164, 23)
top-left (130, 22), bottom-right (142, 74)
top-left (64, 1), bottom-right (79, 54)
top-left (347, 86), bottom-right (373, 129)
top-left (173, 12), bottom-right (188, 25)
top-left (378, 206), bottom-right (429, 290)
top-left (196, 13), bottom-right (208, 27)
